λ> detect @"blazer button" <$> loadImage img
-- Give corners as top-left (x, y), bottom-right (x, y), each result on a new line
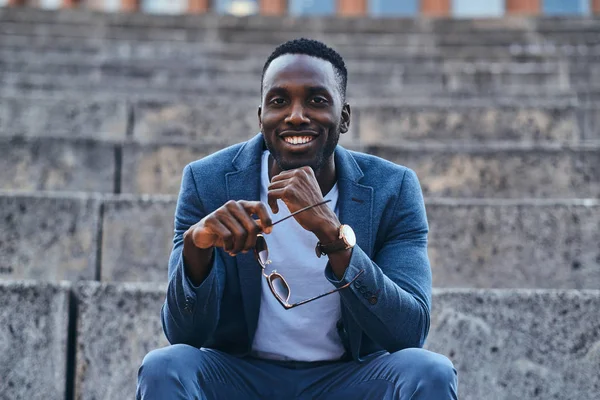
top-left (369, 296), bottom-right (378, 305)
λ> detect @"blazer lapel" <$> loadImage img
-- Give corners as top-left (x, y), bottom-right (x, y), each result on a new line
top-left (335, 146), bottom-right (374, 360)
top-left (335, 146), bottom-right (374, 257)
top-left (226, 134), bottom-right (265, 346)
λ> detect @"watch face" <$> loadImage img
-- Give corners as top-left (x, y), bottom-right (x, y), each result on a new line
top-left (341, 225), bottom-right (356, 247)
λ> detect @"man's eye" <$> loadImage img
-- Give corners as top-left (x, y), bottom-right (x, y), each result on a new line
top-left (270, 98), bottom-right (286, 105)
top-left (312, 97), bottom-right (328, 104)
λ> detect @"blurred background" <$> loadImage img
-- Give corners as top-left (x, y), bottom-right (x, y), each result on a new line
top-left (0, 1), bottom-right (599, 399)
top-left (1, 0), bottom-right (599, 17)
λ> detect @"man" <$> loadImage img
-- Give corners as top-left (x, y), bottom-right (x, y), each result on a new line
top-left (137, 38), bottom-right (458, 399)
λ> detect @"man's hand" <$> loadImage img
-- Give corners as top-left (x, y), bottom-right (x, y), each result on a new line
top-left (186, 200), bottom-right (273, 255)
top-left (267, 167), bottom-right (339, 239)
top-left (268, 166), bottom-right (351, 279)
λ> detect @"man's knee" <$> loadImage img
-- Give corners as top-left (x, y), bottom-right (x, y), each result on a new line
top-left (389, 348), bottom-right (457, 386)
top-left (139, 344), bottom-right (200, 381)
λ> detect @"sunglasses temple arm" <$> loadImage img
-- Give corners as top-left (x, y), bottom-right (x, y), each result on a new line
top-left (286, 269), bottom-right (365, 309)
top-left (270, 199), bottom-right (332, 227)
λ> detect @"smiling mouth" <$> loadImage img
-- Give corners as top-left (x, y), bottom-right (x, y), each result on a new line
top-left (282, 136), bottom-right (316, 145)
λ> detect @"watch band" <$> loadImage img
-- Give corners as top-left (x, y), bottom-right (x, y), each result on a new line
top-left (315, 225), bottom-right (354, 258)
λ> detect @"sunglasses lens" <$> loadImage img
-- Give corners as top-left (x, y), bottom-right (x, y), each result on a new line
top-left (255, 235), bottom-right (269, 266)
top-left (269, 275), bottom-right (290, 303)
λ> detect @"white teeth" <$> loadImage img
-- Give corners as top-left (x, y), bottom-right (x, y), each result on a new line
top-left (284, 136), bottom-right (313, 145)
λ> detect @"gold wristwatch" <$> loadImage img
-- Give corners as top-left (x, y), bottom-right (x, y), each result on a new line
top-left (315, 224), bottom-right (356, 258)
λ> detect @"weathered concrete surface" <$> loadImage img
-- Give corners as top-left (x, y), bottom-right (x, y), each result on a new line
top-left (580, 105), bottom-right (600, 141)
top-left (120, 141), bottom-right (227, 195)
top-left (426, 289), bottom-right (600, 400)
top-left (132, 100), bottom-right (259, 144)
top-left (0, 192), bottom-right (100, 281)
top-left (427, 199), bottom-right (600, 289)
top-left (71, 283), bottom-right (600, 400)
top-left (132, 101), bottom-right (358, 145)
top-left (1, 66), bottom-right (590, 99)
top-left (0, 280), bottom-right (70, 400)
top-left (97, 196), bottom-right (600, 288)
top-left (120, 141), bottom-right (600, 197)
top-left (0, 137), bottom-right (116, 193)
top-left (74, 282), bottom-right (168, 400)
top-left (0, 96), bottom-right (127, 140)
top-left (101, 196), bottom-right (176, 282)
top-left (368, 143), bottom-right (600, 198)
top-left (357, 106), bottom-right (582, 143)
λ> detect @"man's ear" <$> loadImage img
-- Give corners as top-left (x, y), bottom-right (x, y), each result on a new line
top-left (258, 106), bottom-right (263, 130)
top-left (340, 103), bottom-right (351, 134)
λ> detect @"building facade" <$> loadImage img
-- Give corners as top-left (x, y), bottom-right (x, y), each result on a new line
top-left (3, 0), bottom-right (600, 17)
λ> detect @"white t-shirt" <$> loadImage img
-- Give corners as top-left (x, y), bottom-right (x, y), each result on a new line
top-left (250, 151), bottom-right (345, 361)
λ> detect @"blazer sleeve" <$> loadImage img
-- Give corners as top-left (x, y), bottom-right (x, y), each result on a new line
top-left (324, 168), bottom-right (432, 352)
top-left (161, 164), bottom-right (226, 347)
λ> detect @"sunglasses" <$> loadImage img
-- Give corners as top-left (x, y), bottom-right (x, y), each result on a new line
top-left (254, 200), bottom-right (364, 310)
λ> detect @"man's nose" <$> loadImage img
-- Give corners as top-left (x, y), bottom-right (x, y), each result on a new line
top-left (284, 103), bottom-right (310, 125)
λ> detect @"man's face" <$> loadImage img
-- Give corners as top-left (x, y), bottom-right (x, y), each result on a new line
top-left (259, 54), bottom-right (350, 172)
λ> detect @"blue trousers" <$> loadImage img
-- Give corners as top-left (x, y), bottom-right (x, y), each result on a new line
top-left (137, 344), bottom-right (457, 400)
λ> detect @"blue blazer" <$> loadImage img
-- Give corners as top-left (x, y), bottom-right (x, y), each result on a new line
top-left (163, 133), bottom-right (432, 362)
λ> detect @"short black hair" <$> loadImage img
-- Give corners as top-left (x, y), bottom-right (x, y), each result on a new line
top-left (261, 38), bottom-right (348, 101)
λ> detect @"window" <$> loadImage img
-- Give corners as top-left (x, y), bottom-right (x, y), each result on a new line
top-left (543, 0), bottom-right (590, 15)
top-left (141, 0), bottom-right (187, 14)
top-left (215, 0), bottom-right (259, 16)
top-left (289, 0), bottom-right (336, 16)
top-left (369, 0), bottom-right (419, 17)
top-left (452, 0), bottom-right (504, 17)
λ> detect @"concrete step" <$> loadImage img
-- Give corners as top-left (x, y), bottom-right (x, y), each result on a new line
top-left (366, 141), bottom-right (600, 198)
top-left (129, 100), bottom-right (600, 143)
top-left (0, 51), bottom-right (593, 80)
top-left (1, 69), bottom-right (592, 99)
top-left (99, 196), bottom-right (600, 287)
top-left (1, 13), bottom-right (600, 47)
top-left (3, 96), bottom-right (598, 142)
top-left (121, 141), bottom-right (600, 197)
top-left (0, 136), bottom-right (117, 193)
top-left (2, 53), bottom-right (598, 93)
top-left (0, 96), bottom-right (129, 141)
top-left (0, 192), bottom-right (101, 281)
top-left (0, 280), bottom-right (70, 400)
top-left (1, 192), bottom-right (598, 288)
top-left (6, 48), bottom-right (599, 76)
top-left (4, 279), bottom-right (599, 400)
top-left (66, 284), bottom-right (600, 400)
top-left (1, 137), bottom-right (598, 196)
top-left (3, 33), bottom-right (600, 63)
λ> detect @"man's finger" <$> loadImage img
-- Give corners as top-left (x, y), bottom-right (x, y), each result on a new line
top-left (202, 219), bottom-right (233, 251)
top-left (219, 210), bottom-right (249, 255)
top-left (227, 201), bottom-right (262, 250)
top-left (270, 170), bottom-right (295, 183)
top-left (239, 201), bottom-right (273, 234)
top-left (267, 178), bottom-right (291, 191)
top-left (267, 189), bottom-right (288, 215)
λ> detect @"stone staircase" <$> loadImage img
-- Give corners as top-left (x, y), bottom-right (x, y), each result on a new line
top-left (0, 7), bottom-right (599, 400)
